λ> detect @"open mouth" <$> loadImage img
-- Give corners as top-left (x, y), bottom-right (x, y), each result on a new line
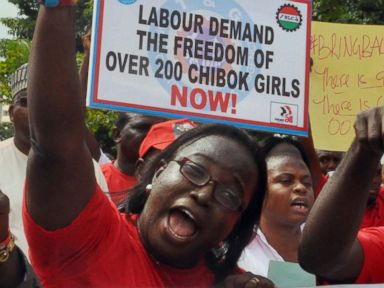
top-left (167, 208), bottom-right (198, 240)
top-left (291, 199), bottom-right (309, 212)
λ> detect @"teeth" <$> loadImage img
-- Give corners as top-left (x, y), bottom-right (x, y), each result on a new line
top-left (180, 209), bottom-right (194, 221)
top-left (292, 203), bottom-right (307, 209)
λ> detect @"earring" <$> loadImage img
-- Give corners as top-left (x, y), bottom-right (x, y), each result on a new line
top-left (211, 241), bottom-right (228, 260)
top-left (145, 184), bottom-right (152, 193)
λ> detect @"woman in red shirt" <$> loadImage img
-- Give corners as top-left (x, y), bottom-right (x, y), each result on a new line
top-left (11, 2), bottom-right (274, 288)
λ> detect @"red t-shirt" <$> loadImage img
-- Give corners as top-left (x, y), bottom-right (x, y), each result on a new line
top-left (315, 175), bottom-right (328, 198)
top-left (101, 162), bottom-right (137, 204)
top-left (23, 185), bottom-right (214, 288)
top-left (355, 227), bottom-right (384, 283)
top-left (317, 227), bottom-right (384, 285)
top-left (361, 188), bottom-right (384, 229)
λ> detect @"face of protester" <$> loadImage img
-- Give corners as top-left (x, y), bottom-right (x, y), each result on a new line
top-left (137, 135), bottom-right (258, 268)
top-left (367, 164), bottom-right (382, 207)
top-left (317, 150), bottom-right (344, 175)
top-left (263, 155), bottom-right (314, 227)
top-left (117, 115), bottom-right (162, 163)
top-left (9, 90), bottom-right (30, 147)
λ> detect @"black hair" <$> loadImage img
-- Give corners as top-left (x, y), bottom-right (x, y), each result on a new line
top-left (115, 112), bottom-right (167, 131)
top-left (115, 112), bottom-right (137, 130)
top-left (260, 136), bottom-right (310, 170)
top-left (121, 123), bottom-right (266, 284)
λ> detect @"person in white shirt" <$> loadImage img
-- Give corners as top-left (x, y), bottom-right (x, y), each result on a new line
top-left (238, 137), bottom-right (314, 277)
top-left (0, 63), bottom-right (108, 257)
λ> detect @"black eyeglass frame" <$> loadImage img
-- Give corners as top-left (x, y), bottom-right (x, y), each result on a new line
top-left (171, 157), bottom-right (244, 212)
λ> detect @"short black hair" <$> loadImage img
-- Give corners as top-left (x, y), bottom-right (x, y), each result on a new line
top-left (115, 112), bottom-right (137, 130)
top-left (122, 123), bottom-right (266, 284)
top-left (260, 136), bottom-right (310, 169)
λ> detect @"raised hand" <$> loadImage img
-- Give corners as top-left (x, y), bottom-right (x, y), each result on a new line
top-left (354, 107), bottom-right (384, 156)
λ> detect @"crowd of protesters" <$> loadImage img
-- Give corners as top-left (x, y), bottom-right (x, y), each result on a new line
top-left (1, 2), bottom-right (384, 288)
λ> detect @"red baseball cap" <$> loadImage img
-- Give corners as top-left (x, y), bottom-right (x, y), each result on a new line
top-left (139, 118), bottom-right (197, 158)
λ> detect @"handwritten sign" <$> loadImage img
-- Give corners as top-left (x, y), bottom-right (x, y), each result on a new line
top-left (88, 0), bottom-right (311, 136)
top-left (310, 22), bottom-right (384, 151)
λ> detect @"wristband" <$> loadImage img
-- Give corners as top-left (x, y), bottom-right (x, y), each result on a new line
top-left (38, 0), bottom-right (79, 7)
top-left (0, 231), bottom-right (15, 263)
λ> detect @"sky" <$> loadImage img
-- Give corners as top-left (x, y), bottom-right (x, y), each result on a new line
top-left (0, 0), bottom-right (18, 39)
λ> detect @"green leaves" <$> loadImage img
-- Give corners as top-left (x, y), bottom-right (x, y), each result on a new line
top-left (313, 0), bottom-right (384, 24)
top-left (0, 39), bottom-right (31, 103)
top-left (86, 109), bottom-right (118, 156)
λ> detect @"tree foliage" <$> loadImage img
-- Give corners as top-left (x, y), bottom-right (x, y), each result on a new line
top-left (0, 39), bottom-right (31, 103)
top-left (0, 122), bottom-right (14, 141)
top-left (0, 0), bottom-right (93, 50)
top-left (86, 109), bottom-right (118, 156)
top-left (313, 0), bottom-right (384, 24)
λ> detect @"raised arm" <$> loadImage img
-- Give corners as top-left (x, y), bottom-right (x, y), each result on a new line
top-left (27, 5), bottom-right (95, 230)
top-left (80, 31), bottom-right (103, 162)
top-left (299, 107), bottom-right (384, 282)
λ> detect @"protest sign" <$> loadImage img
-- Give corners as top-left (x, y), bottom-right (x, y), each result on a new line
top-left (310, 22), bottom-right (384, 151)
top-left (88, 0), bottom-right (311, 136)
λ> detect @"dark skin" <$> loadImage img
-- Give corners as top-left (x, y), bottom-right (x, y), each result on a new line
top-left (9, 90), bottom-right (30, 155)
top-left (26, 5), bottom-right (274, 287)
top-left (27, 7), bottom-right (94, 229)
top-left (222, 272), bottom-right (275, 288)
top-left (112, 114), bottom-right (165, 176)
top-left (317, 150), bottom-right (345, 176)
top-left (366, 164), bottom-right (381, 208)
top-left (299, 107), bottom-right (384, 283)
top-left (0, 190), bottom-right (24, 287)
top-left (137, 136), bottom-right (258, 268)
top-left (79, 30), bottom-right (102, 162)
top-left (260, 152), bottom-right (314, 263)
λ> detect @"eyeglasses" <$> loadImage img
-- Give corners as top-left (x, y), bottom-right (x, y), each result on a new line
top-left (13, 97), bottom-right (27, 107)
top-left (172, 157), bottom-right (243, 212)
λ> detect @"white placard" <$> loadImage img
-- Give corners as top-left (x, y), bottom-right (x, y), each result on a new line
top-left (88, 0), bottom-right (311, 136)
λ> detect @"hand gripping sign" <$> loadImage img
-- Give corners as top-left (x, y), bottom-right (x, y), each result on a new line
top-left (88, 0), bottom-right (311, 136)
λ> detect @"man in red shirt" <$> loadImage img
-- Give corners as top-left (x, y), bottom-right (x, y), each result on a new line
top-left (101, 113), bottom-right (164, 195)
top-left (316, 150), bottom-right (345, 176)
top-left (361, 164), bottom-right (384, 229)
top-left (299, 107), bottom-right (384, 284)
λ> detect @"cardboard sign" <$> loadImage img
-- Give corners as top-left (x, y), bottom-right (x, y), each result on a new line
top-left (310, 21), bottom-right (384, 151)
top-left (88, 0), bottom-right (311, 136)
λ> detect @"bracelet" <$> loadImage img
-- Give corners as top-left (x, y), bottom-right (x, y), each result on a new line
top-left (38, 0), bottom-right (79, 7)
top-left (0, 232), bottom-right (15, 263)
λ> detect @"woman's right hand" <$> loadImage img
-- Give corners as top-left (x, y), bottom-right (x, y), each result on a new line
top-left (221, 272), bottom-right (276, 288)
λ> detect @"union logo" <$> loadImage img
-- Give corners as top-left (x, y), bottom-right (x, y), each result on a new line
top-left (276, 4), bottom-right (302, 32)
